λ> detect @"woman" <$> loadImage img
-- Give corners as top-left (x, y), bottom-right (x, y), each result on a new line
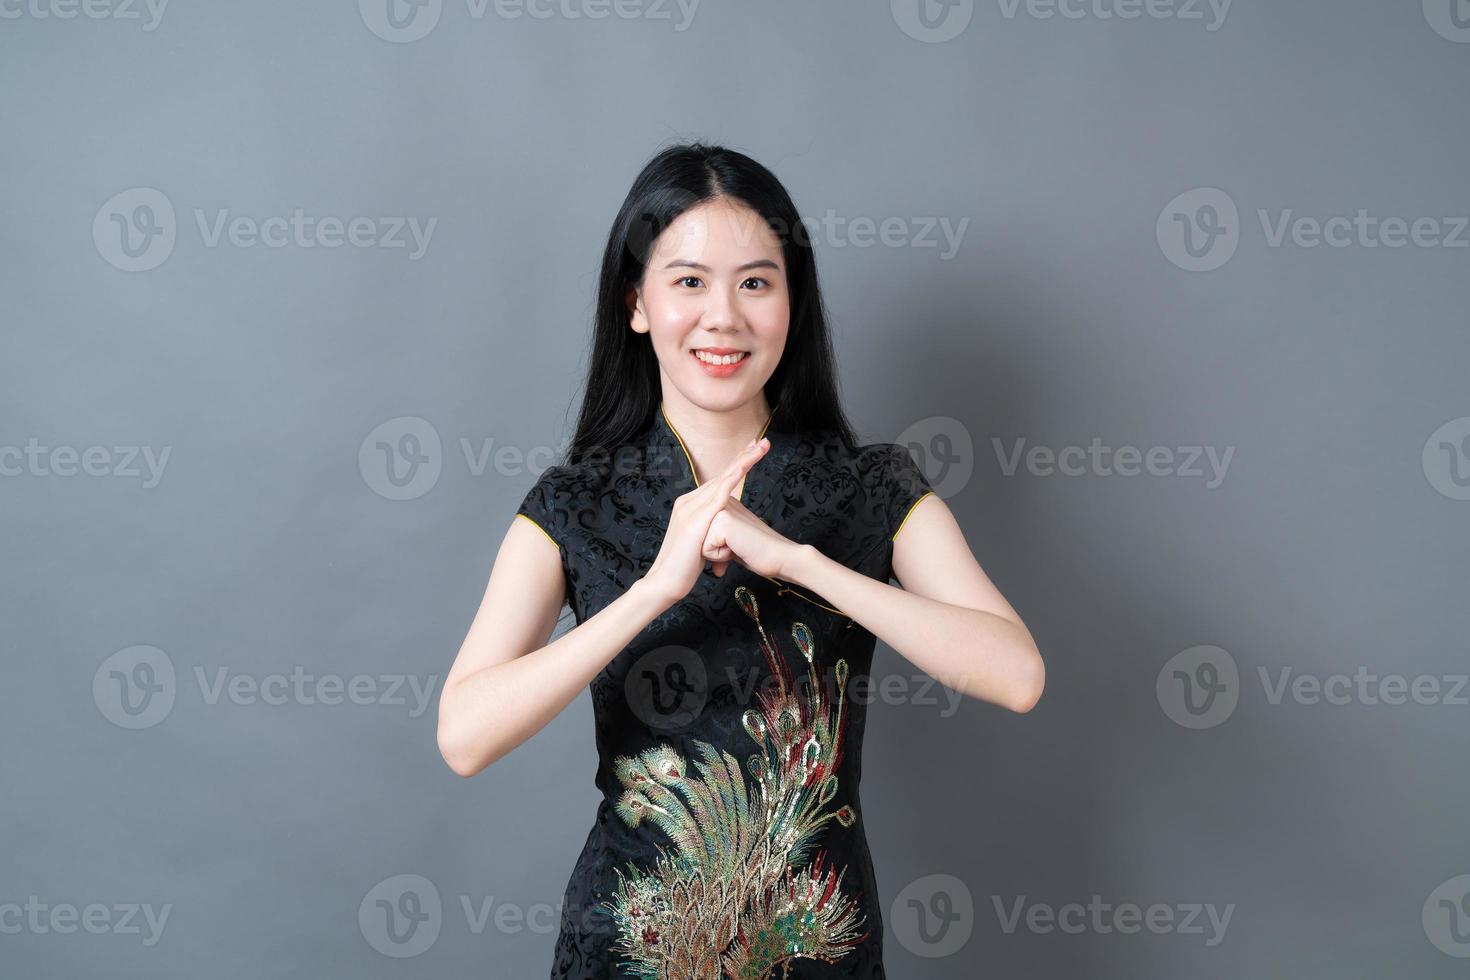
top-left (437, 142), bottom-right (1044, 979)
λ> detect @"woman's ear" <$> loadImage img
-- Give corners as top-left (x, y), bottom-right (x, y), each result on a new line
top-left (625, 283), bottom-right (647, 333)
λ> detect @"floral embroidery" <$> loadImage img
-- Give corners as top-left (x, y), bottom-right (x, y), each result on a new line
top-left (603, 585), bottom-right (868, 979)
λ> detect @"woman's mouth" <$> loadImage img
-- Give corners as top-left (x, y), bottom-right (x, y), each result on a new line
top-left (690, 347), bottom-right (750, 378)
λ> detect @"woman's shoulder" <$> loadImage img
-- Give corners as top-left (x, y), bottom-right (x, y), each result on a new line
top-left (513, 458), bottom-right (606, 546)
top-left (794, 427), bottom-right (917, 476)
top-left (813, 431), bottom-right (936, 539)
top-left (523, 453), bottom-right (616, 497)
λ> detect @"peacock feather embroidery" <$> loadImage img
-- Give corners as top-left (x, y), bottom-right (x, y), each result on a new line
top-left (602, 584), bottom-right (869, 979)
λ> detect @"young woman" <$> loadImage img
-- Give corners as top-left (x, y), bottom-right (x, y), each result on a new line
top-left (438, 142), bottom-right (1044, 979)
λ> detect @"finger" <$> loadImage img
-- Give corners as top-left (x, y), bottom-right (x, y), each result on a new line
top-left (702, 525), bottom-right (732, 560)
top-left (710, 437), bottom-right (769, 502)
top-left (720, 495), bottom-right (753, 518)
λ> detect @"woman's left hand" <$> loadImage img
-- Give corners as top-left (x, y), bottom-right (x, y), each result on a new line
top-left (701, 495), bottom-right (802, 580)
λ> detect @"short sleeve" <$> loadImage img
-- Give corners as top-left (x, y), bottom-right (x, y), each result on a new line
top-left (882, 442), bottom-right (936, 542)
top-left (515, 466), bottom-right (577, 613)
top-left (515, 466), bottom-right (567, 554)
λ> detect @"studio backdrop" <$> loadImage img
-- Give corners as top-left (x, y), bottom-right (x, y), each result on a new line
top-left (3, 0), bottom-right (1467, 977)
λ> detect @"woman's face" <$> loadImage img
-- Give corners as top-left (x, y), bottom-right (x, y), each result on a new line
top-left (627, 196), bottom-right (790, 413)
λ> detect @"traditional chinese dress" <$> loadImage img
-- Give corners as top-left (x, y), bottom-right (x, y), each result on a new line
top-left (516, 401), bottom-right (934, 979)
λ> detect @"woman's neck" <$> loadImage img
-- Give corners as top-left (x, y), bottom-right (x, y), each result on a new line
top-left (659, 392), bottom-right (773, 486)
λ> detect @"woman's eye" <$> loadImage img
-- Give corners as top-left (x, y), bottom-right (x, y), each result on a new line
top-left (675, 275), bottom-right (769, 289)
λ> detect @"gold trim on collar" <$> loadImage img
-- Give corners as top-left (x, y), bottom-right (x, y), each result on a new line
top-left (659, 401), bottom-right (850, 622)
top-left (659, 400), bottom-right (776, 503)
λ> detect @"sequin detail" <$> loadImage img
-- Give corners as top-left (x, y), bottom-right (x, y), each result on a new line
top-left (603, 585), bottom-right (867, 979)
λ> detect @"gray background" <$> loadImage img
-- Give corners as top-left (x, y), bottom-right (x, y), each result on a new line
top-left (3, 0), bottom-right (1468, 976)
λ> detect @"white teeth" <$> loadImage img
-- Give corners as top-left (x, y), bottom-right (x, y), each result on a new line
top-left (693, 350), bottom-right (748, 366)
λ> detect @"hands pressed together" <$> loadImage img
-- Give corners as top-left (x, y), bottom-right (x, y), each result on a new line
top-left (643, 436), bottom-right (803, 603)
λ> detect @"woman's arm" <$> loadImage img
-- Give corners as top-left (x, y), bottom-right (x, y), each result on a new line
top-left (778, 494), bottom-right (1045, 714)
top-left (436, 519), bottom-right (679, 778)
top-left (438, 439), bottom-right (769, 778)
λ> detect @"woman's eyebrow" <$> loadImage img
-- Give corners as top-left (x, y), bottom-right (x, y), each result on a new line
top-left (664, 259), bottom-right (782, 272)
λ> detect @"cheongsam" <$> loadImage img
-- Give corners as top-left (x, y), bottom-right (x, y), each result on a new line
top-left (515, 400), bottom-right (935, 980)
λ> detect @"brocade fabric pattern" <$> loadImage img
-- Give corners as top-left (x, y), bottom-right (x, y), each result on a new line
top-left (516, 402), bottom-right (934, 979)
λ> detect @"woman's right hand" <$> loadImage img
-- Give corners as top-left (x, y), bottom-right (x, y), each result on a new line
top-left (643, 436), bottom-right (770, 604)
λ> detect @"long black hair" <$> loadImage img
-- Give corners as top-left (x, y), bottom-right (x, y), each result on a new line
top-left (563, 141), bottom-right (857, 465)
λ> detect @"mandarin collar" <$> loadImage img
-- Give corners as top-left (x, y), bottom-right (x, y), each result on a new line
top-left (646, 400), bottom-right (793, 512)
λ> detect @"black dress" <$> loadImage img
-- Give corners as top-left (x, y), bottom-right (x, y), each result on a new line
top-left (515, 400), bottom-right (935, 980)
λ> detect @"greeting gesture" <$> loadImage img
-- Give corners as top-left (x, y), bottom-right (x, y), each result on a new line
top-left (701, 494), bottom-right (800, 581)
top-left (643, 437), bottom-right (770, 602)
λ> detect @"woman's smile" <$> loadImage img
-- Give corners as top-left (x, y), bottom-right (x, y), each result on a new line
top-left (690, 345), bottom-right (751, 377)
